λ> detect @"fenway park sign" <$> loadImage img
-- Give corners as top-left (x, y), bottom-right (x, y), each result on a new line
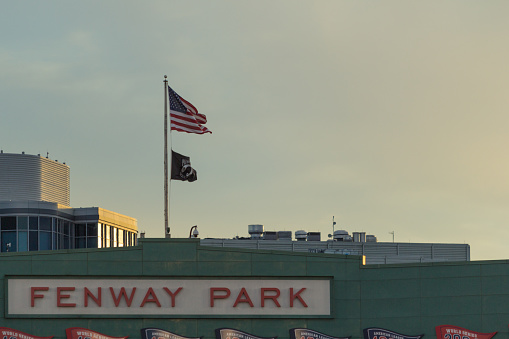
top-left (6, 278), bottom-right (331, 317)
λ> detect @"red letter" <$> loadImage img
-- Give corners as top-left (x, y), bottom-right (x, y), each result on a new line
top-left (84, 287), bottom-right (102, 307)
top-left (31, 287), bottom-right (48, 307)
top-left (210, 287), bottom-right (230, 307)
top-left (140, 287), bottom-right (161, 307)
top-left (233, 287), bottom-right (254, 307)
top-left (57, 287), bottom-right (76, 307)
top-left (109, 287), bottom-right (136, 307)
top-left (163, 287), bottom-right (182, 307)
top-left (290, 288), bottom-right (307, 307)
top-left (261, 288), bottom-right (281, 307)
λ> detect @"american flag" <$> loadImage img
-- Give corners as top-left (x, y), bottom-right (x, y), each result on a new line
top-left (168, 85), bottom-right (211, 134)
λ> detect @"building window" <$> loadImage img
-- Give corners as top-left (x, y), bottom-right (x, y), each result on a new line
top-left (29, 217), bottom-right (38, 230)
top-left (75, 224), bottom-right (86, 237)
top-left (0, 214), bottom-right (135, 253)
top-left (98, 223), bottom-right (103, 248)
top-left (40, 217), bottom-right (52, 231)
top-left (29, 230), bottom-right (38, 251)
top-left (105, 225), bottom-right (110, 248)
top-left (1, 216), bottom-right (16, 230)
top-left (18, 230), bottom-right (28, 252)
top-left (113, 227), bottom-right (118, 247)
top-left (118, 229), bottom-right (124, 247)
top-left (87, 236), bottom-right (98, 248)
top-left (40, 231), bottom-right (52, 251)
top-left (0, 216), bottom-right (16, 252)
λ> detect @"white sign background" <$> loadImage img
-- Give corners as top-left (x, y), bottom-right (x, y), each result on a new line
top-left (7, 278), bottom-right (331, 316)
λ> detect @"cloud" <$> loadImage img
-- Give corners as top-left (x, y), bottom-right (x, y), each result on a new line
top-left (67, 30), bottom-right (99, 55)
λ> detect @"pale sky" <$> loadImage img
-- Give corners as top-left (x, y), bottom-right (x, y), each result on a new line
top-left (2, 1), bottom-right (509, 260)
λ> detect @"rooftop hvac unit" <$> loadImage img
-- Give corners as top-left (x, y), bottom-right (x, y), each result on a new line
top-left (295, 230), bottom-right (307, 241)
top-left (263, 231), bottom-right (278, 240)
top-left (277, 231), bottom-right (292, 241)
top-left (366, 234), bottom-right (377, 242)
top-left (352, 232), bottom-right (366, 243)
top-left (307, 232), bottom-right (321, 241)
top-left (248, 224), bottom-right (264, 239)
top-left (333, 230), bottom-right (352, 241)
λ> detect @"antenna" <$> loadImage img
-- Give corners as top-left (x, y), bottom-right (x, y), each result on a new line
top-left (389, 231), bottom-right (395, 243)
top-left (329, 216), bottom-right (337, 239)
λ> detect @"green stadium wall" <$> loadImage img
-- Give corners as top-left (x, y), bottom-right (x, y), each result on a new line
top-left (1, 238), bottom-right (508, 339)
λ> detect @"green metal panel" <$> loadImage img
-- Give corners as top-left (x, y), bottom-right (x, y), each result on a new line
top-left (251, 260), bottom-right (306, 276)
top-left (143, 239), bottom-right (198, 262)
top-left (197, 260), bottom-right (252, 276)
top-left (31, 252), bottom-right (89, 261)
top-left (333, 280), bottom-right (361, 300)
top-left (361, 279), bottom-right (421, 299)
top-left (480, 261), bottom-right (509, 276)
top-left (87, 248), bottom-right (142, 262)
top-left (87, 258), bottom-right (143, 275)
top-left (332, 298), bottom-right (360, 319)
top-left (421, 276), bottom-right (481, 297)
top-left (481, 275), bottom-right (509, 295)
top-left (143, 260), bottom-right (198, 276)
top-left (361, 265), bottom-right (421, 280)
top-left (420, 295), bottom-right (482, 316)
top-left (200, 249), bottom-right (252, 262)
top-left (31, 259), bottom-right (88, 275)
top-left (306, 259), bottom-right (347, 279)
top-left (419, 263), bottom-right (481, 278)
top-left (0, 259), bottom-right (32, 275)
top-left (361, 297), bottom-right (421, 318)
top-left (482, 295), bottom-right (509, 314)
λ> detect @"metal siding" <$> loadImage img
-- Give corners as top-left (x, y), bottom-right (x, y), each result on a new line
top-left (0, 153), bottom-right (70, 205)
top-left (200, 239), bottom-right (470, 264)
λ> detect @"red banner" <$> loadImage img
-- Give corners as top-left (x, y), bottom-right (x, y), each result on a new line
top-left (435, 325), bottom-right (496, 339)
top-left (0, 328), bottom-right (53, 339)
top-left (66, 328), bottom-right (127, 339)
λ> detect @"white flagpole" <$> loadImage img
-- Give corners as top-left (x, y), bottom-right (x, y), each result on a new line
top-left (164, 75), bottom-right (170, 238)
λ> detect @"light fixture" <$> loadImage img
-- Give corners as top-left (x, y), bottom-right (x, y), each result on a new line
top-left (189, 225), bottom-right (199, 238)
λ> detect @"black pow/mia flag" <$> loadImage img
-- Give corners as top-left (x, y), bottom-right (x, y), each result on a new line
top-left (171, 150), bottom-right (197, 182)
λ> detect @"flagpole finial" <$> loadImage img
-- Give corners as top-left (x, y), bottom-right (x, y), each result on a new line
top-left (164, 75), bottom-right (167, 79)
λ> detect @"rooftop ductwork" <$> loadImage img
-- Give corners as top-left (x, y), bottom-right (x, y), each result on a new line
top-left (295, 230), bottom-right (307, 241)
top-left (248, 224), bottom-right (264, 239)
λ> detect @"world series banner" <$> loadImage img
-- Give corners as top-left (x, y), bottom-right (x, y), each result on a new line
top-left (0, 328), bottom-right (53, 339)
top-left (215, 328), bottom-right (277, 339)
top-left (290, 328), bottom-right (349, 339)
top-left (141, 328), bottom-right (201, 339)
top-left (435, 325), bottom-right (496, 339)
top-left (66, 328), bottom-right (128, 339)
top-left (363, 328), bottom-right (423, 339)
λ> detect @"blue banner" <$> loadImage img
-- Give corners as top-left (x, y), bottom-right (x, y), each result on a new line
top-left (141, 329), bottom-right (201, 339)
top-left (290, 328), bottom-right (349, 339)
top-left (363, 328), bottom-right (423, 339)
top-left (215, 328), bottom-right (276, 339)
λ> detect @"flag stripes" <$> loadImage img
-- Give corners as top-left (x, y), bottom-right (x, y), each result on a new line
top-left (168, 85), bottom-right (211, 134)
